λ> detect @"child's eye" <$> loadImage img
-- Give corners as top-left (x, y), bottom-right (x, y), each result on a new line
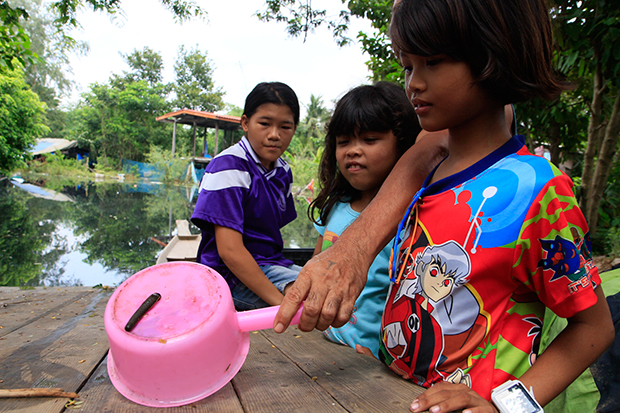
top-left (259, 122), bottom-right (270, 127)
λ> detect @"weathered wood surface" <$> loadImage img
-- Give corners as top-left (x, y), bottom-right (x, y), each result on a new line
top-left (0, 287), bottom-right (426, 412)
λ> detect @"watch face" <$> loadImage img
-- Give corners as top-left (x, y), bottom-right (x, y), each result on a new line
top-left (493, 382), bottom-right (543, 413)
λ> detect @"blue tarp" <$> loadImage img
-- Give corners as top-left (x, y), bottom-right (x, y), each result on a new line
top-left (33, 141), bottom-right (56, 153)
top-left (122, 159), bottom-right (165, 181)
top-left (187, 162), bottom-right (206, 184)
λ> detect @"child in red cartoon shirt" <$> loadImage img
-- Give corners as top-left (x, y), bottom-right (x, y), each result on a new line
top-left (377, 0), bottom-right (615, 412)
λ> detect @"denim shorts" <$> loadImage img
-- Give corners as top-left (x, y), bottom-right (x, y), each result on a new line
top-left (232, 264), bottom-right (302, 311)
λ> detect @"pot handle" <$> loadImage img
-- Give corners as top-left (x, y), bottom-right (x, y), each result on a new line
top-left (236, 303), bottom-right (304, 332)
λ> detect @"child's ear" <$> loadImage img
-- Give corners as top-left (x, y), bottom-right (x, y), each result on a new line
top-left (241, 114), bottom-right (249, 133)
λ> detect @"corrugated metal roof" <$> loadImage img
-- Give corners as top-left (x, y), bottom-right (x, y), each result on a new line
top-left (32, 139), bottom-right (78, 155)
top-left (156, 109), bottom-right (241, 131)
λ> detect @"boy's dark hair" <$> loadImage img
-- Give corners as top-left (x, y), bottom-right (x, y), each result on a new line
top-left (390, 0), bottom-right (567, 104)
top-left (309, 81), bottom-right (421, 225)
top-left (243, 82), bottom-right (300, 125)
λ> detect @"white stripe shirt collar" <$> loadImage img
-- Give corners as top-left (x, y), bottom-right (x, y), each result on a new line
top-left (239, 136), bottom-right (287, 175)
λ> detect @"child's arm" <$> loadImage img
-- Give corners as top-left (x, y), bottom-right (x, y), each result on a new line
top-left (519, 286), bottom-right (614, 405)
top-left (214, 225), bottom-right (285, 306)
top-left (410, 286), bottom-right (614, 413)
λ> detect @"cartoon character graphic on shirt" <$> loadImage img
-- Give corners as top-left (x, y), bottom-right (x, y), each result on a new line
top-left (538, 226), bottom-right (597, 293)
top-left (379, 186), bottom-right (500, 387)
top-left (380, 240), bottom-right (472, 387)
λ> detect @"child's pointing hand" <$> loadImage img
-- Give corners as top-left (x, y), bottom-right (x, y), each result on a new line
top-left (411, 382), bottom-right (498, 413)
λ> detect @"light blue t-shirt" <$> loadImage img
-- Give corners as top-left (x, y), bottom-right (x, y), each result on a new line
top-left (314, 201), bottom-right (392, 358)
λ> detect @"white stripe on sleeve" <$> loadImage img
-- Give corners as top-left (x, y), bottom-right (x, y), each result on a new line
top-left (199, 169), bottom-right (251, 192)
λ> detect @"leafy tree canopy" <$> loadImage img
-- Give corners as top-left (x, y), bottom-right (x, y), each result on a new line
top-left (0, 0), bottom-right (206, 71)
top-left (172, 46), bottom-right (225, 112)
top-left (0, 1), bottom-right (36, 69)
top-left (117, 46), bottom-right (165, 85)
top-left (51, 0), bottom-right (205, 26)
top-left (0, 65), bottom-right (48, 173)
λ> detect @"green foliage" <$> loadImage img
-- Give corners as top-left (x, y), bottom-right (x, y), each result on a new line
top-left (29, 152), bottom-right (90, 176)
top-left (288, 94), bottom-right (330, 158)
top-left (607, 227), bottom-right (620, 258)
top-left (0, 0), bottom-right (207, 172)
top-left (257, 0), bottom-right (348, 45)
top-left (280, 196), bottom-right (318, 248)
top-left (553, 0), bottom-right (620, 88)
top-left (0, 1), bottom-right (37, 69)
top-left (15, 0), bottom-right (86, 106)
top-left (349, 0), bottom-right (402, 82)
top-left (0, 185), bottom-right (46, 286)
top-left (515, 92), bottom-right (589, 171)
top-left (173, 46), bottom-right (225, 112)
top-left (72, 184), bottom-right (163, 275)
top-left (0, 177), bottom-right (208, 286)
top-left (145, 145), bottom-right (187, 183)
top-left (257, 0), bottom-right (400, 81)
top-left (0, 65), bottom-right (48, 174)
top-left (75, 79), bottom-right (172, 163)
top-left (2, 0), bottom-right (205, 80)
top-left (119, 46), bottom-right (164, 85)
top-left (51, 0), bottom-right (206, 26)
top-left (550, 0), bottom-right (620, 237)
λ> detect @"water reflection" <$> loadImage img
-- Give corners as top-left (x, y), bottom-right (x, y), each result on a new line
top-left (0, 177), bottom-right (316, 287)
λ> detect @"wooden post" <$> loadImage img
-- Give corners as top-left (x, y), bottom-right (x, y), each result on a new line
top-left (203, 127), bottom-right (208, 157)
top-left (171, 120), bottom-right (177, 158)
top-left (214, 122), bottom-right (220, 155)
top-left (192, 121), bottom-right (197, 157)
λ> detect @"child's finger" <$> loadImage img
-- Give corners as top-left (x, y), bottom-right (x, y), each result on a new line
top-left (355, 344), bottom-right (376, 359)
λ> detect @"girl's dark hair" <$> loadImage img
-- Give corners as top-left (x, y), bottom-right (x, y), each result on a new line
top-left (390, 0), bottom-right (567, 104)
top-left (243, 82), bottom-right (300, 125)
top-left (309, 81), bottom-right (421, 225)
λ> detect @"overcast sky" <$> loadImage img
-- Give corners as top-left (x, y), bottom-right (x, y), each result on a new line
top-left (65, 0), bottom-right (375, 116)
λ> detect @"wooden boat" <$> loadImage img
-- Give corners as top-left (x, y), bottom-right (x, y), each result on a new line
top-left (156, 220), bottom-right (201, 265)
top-left (156, 220), bottom-right (314, 266)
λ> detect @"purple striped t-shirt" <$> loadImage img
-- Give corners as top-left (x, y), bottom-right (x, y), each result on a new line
top-left (191, 137), bottom-right (296, 289)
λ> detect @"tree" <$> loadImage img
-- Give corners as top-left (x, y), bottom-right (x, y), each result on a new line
top-left (120, 46), bottom-right (164, 85)
top-left (289, 94), bottom-right (330, 157)
top-left (14, 0), bottom-right (88, 141)
top-left (52, 0), bottom-right (205, 26)
top-left (75, 77), bottom-right (171, 164)
top-left (172, 46), bottom-right (225, 112)
top-left (551, 0), bottom-right (620, 238)
top-left (258, 1), bottom-right (399, 82)
top-left (1, 0), bottom-right (205, 70)
top-left (0, 65), bottom-right (48, 173)
top-left (0, 1), bottom-right (36, 69)
top-left (15, 0), bottom-right (87, 102)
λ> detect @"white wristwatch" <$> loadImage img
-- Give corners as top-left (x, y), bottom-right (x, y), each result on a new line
top-left (491, 380), bottom-right (544, 413)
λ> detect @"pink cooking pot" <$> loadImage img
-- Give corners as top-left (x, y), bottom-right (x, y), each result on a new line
top-left (104, 261), bottom-right (303, 407)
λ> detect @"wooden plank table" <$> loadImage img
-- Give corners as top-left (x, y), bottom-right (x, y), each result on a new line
top-left (0, 287), bottom-right (426, 412)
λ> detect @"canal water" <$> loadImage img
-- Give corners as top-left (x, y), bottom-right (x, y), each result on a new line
top-left (0, 176), bottom-right (316, 287)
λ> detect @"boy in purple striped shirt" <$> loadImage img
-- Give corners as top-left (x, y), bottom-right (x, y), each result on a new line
top-left (191, 82), bottom-right (301, 310)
